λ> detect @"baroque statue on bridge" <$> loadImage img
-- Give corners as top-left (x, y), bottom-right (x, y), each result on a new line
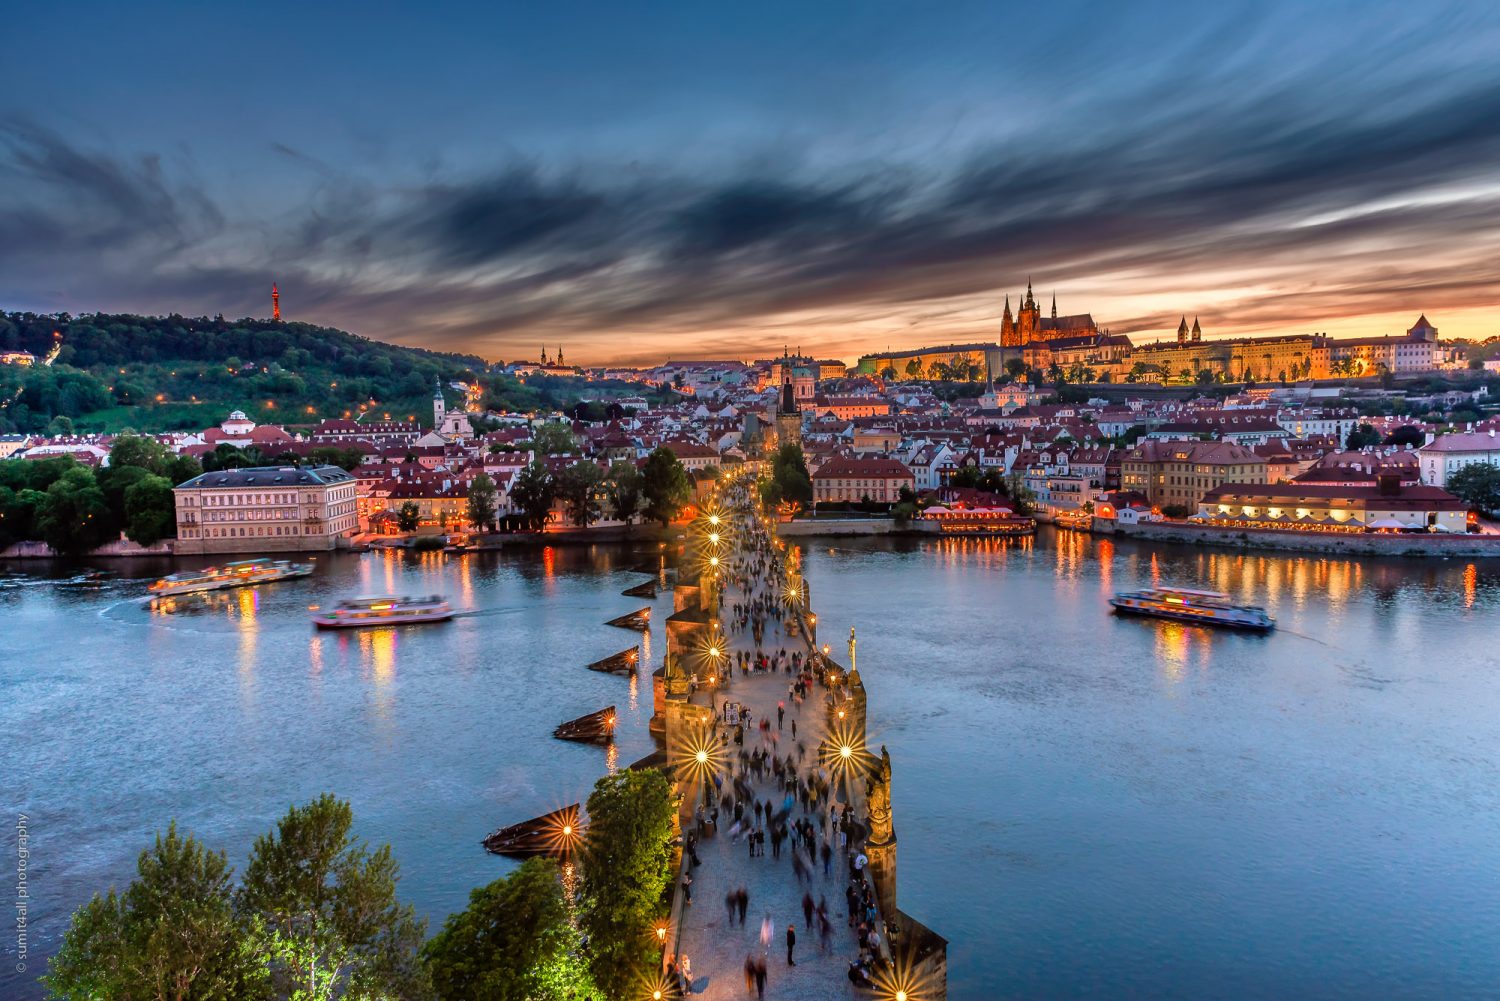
top-left (868, 744), bottom-right (893, 845)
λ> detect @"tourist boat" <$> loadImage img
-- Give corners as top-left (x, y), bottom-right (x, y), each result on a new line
top-left (1109, 586), bottom-right (1275, 632)
top-left (310, 594), bottom-right (454, 629)
top-left (148, 558), bottom-right (314, 597)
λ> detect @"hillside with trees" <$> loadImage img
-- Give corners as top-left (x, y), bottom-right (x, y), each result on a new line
top-left (0, 311), bottom-right (673, 434)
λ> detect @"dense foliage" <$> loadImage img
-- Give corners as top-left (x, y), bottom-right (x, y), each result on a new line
top-left (0, 435), bottom-right (197, 552)
top-left (421, 859), bottom-right (594, 1001)
top-left (45, 823), bottom-right (269, 1001)
top-left (466, 473), bottom-right (499, 532)
top-left (0, 311), bottom-right (675, 434)
top-left (760, 444), bottom-right (812, 510)
top-left (46, 796), bottom-right (429, 1001)
top-left (1447, 464), bottom-right (1500, 516)
top-left (640, 446), bottom-right (692, 526)
top-left (577, 770), bottom-right (677, 999)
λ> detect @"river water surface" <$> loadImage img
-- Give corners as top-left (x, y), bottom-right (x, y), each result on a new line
top-left (5, 531), bottom-right (1500, 999)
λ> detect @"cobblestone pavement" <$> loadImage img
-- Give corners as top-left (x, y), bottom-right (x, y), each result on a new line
top-left (672, 573), bottom-right (868, 1000)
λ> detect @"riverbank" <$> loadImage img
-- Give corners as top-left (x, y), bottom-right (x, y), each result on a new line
top-left (1100, 518), bottom-right (1500, 557)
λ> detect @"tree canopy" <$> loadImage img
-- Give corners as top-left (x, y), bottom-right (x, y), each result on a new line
top-left (641, 447), bottom-right (691, 526)
top-left (422, 858), bottom-right (594, 1001)
top-left (1447, 464), bottom-right (1500, 517)
top-left (577, 770), bottom-right (676, 999)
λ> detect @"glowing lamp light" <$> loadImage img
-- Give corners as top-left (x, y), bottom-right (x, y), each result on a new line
top-left (562, 824), bottom-right (573, 837)
top-left (840, 744), bottom-right (853, 760)
top-left (695, 749), bottom-right (709, 764)
top-left (897, 992), bottom-right (907, 1001)
top-left (709, 532), bottom-right (720, 545)
top-left (708, 514), bottom-right (720, 526)
top-left (654, 992), bottom-right (663, 1000)
top-left (656, 925), bottom-right (667, 941)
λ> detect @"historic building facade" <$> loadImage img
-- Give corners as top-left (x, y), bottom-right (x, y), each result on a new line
top-left (173, 464), bottom-right (359, 554)
top-left (1000, 282), bottom-right (1100, 347)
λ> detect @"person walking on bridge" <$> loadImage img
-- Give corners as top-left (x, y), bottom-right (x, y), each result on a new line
top-left (786, 923), bottom-right (797, 966)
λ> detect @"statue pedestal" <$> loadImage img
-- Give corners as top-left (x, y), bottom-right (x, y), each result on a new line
top-left (865, 835), bottom-right (898, 915)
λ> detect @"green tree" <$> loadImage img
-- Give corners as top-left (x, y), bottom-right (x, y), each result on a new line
top-left (1002, 357), bottom-right (1027, 382)
top-left (466, 472), bottom-right (499, 532)
top-left (878, 366), bottom-right (897, 381)
top-left (108, 433), bottom-right (175, 477)
top-left (1345, 423), bottom-right (1382, 449)
top-left (45, 822), bottom-right (267, 1001)
top-left (0, 485), bottom-right (47, 548)
top-left (904, 358), bottom-right (924, 380)
top-left (396, 502), bottom-right (421, 533)
top-left (1447, 464), bottom-right (1500, 517)
top-left (39, 466), bottom-right (113, 555)
top-left (237, 794), bottom-right (428, 1001)
top-left (510, 460), bottom-right (556, 530)
top-left (124, 474), bottom-right (176, 547)
top-left (1383, 425), bottom-right (1426, 448)
top-left (761, 444), bottom-right (813, 510)
top-left (307, 446), bottom-right (365, 472)
top-left (605, 462), bottom-right (645, 525)
top-left (640, 446), bottom-right (691, 526)
top-left (421, 858), bottom-right (594, 1001)
top-left (526, 422), bottom-right (578, 455)
top-left (556, 461), bottom-right (604, 527)
top-left (577, 770), bottom-right (676, 999)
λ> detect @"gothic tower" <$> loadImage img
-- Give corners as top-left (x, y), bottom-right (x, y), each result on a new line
top-left (271, 283), bottom-right (280, 322)
top-left (1191, 317), bottom-right (1202, 343)
top-left (1000, 294), bottom-right (1015, 346)
top-left (774, 350), bottom-right (802, 450)
top-left (1177, 316), bottom-right (1189, 346)
top-left (432, 377), bottom-right (446, 428)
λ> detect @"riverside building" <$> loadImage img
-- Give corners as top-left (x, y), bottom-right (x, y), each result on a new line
top-left (173, 464), bottom-right (359, 554)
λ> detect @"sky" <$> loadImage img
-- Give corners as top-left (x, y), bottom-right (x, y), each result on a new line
top-left (3, 0), bottom-right (1499, 366)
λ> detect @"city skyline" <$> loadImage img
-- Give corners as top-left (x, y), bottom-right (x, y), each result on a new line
top-left (4, 1), bottom-right (1500, 366)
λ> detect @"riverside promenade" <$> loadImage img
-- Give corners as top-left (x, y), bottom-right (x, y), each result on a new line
top-left (654, 475), bottom-right (947, 1000)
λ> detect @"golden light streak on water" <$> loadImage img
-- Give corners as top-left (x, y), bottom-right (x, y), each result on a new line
top-left (606, 742), bottom-right (619, 775)
top-left (358, 628), bottom-right (398, 719)
top-left (628, 670), bottom-right (639, 712)
top-left (1465, 562), bottom-right (1478, 608)
top-left (1154, 622), bottom-right (1189, 684)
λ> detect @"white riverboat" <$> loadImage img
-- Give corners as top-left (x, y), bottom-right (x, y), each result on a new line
top-left (1109, 586), bottom-right (1275, 632)
top-left (149, 558), bottom-right (313, 597)
top-left (311, 594), bottom-right (454, 629)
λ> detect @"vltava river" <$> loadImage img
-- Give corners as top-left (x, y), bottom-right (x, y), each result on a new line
top-left (5, 530), bottom-right (1500, 999)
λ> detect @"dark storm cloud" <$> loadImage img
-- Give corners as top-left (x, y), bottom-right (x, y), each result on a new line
top-left (0, 119), bottom-right (222, 258)
top-left (4, 53), bottom-right (1500, 358)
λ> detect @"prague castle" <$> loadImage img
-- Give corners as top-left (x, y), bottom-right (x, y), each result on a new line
top-left (857, 282), bottom-right (1464, 383)
top-left (1000, 281), bottom-right (1100, 347)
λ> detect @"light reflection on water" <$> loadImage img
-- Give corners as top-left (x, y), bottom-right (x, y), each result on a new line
top-left (0, 544), bottom-right (669, 1001)
top-left (7, 532), bottom-right (1500, 1000)
top-left (801, 530), bottom-right (1500, 1001)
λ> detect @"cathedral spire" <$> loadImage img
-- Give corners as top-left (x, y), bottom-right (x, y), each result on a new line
top-left (1051, 292), bottom-right (1057, 319)
top-left (1191, 317), bottom-right (1201, 342)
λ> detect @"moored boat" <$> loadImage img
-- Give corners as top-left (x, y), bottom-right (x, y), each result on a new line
top-left (311, 594), bottom-right (453, 629)
top-left (1109, 586), bottom-right (1275, 632)
top-left (149, 558), bottom-right (313, 596)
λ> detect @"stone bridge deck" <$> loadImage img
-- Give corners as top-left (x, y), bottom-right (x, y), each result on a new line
top-left (670, 576), bottom-right (870, 1000)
